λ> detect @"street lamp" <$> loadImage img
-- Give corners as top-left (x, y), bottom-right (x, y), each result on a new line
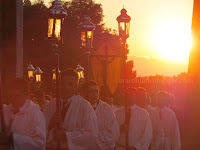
top-left (76, 64), bottom-right (84, 80)
top-left (78, 15), bottom-right (95, 49)
top-left (52, 68), bottom-right (61, 82)
top-left (48, 0), bottom-right (67, 42)
top-left (34, 67), bottom-right (43, 83)
top-left (117, 8), bottom-right (131, 44)
top-left (27, 62), bottom-right (35, 98)
top-left (78, 16), bottom-right (95, 80)
top-left (27, 62), bottom-right (35, 80)
top-left (117, 8), bottom-right (131, 150)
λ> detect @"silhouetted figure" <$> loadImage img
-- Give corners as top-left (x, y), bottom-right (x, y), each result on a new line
top-left (0, 78), bottom-right (46, 150)
top-left (81, 80), bottom-right (119, 150)
top-left (115, 87), bottom-right (152, 150)
top-left (44, 69), bottom-right (98, 150)
top-left (156, 91), bottom-right (181, 150)
top-left (137, 87), bottom-right (164, 150)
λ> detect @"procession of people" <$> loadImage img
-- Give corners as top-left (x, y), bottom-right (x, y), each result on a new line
top-left (0, 68), bottom-right (181, 150)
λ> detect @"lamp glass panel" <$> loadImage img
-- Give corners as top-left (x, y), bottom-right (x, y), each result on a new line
top-left (36, 74), bottom-right (41, 82)
top-left (126, 22), bottom-right (130, 36)
top-left (52, 73), bottom-right (56, 80)
top-left (28, 70), bottom-right (34, 78)
top-left (55, 19), bottom-right (61, 40)
top-left (81, 32), bottom-right (86, 47)
top-left (48, 18), bottom-right (54, 38)
top-left (87, 31), bottom-right (92, 38)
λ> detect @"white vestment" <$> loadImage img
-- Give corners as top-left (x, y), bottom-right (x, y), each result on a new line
top-left (94, 100), bottom-right (120, 150)
top-left (115, 105), bottom-right (152, 150)
top-left (111, 105), bottom-right (118, 112)
top-left (157, 107), bottom-right (181, 150)
top-left (145, 105), bottom-right (164, 150)
top-left (45, 95), bottom-right (98, 150)
top-left (3, 100), bottom-right (46, 150)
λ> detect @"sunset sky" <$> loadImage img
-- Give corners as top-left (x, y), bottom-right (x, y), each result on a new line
top-left (42, 0), bottom-right (194, 76)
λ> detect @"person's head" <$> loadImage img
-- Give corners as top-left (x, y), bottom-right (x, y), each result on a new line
top-left (81, 80), bottom-right (99, 105)
top-left (126, 87), bottom-right (138, 107)
top-left (33, 89), bottom-right (45, 105)
top-left (61, 68), bottom-right (79, 99)
top-left (7, 78), bottom-right (27, 109)
top-left (137, 87), bottom-right (147, 107)
top-left (156, 91), bottom-right (169, 109)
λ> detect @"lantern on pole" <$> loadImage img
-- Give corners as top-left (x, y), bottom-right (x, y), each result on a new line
top-left (116, 8), bottom-right (131, 43)
top-left (76, 64), bottom-right (84, 80)
top-left (52, 68), bottom-right (61, 82)
top-left (34, 67), bottom-right (43, 83)
top-left (27, 62), bottom-right (35, 79)
top-left (47, 0), bottom-right (67, 42)
top-left (78, 16), bottom-right (95, 49)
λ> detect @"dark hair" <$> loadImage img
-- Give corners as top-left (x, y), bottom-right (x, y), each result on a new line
top-left (79, 80), bottom-right (98, 95)
top-left (61, 68), bottom-right (79, 83)
top-left (156, 91), bottom-right (169, 103)
top-left (126, 87), bottom-right (138, 96)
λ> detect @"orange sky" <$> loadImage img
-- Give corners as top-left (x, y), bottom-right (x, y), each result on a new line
top-left (42, 0), bottom-right (194, 76)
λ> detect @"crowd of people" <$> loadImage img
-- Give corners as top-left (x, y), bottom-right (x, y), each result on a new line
top-left (0, 68), bottom-right (181, 150)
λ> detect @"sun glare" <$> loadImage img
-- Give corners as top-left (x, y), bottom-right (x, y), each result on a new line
top-left (153, 23), bottom-right (192, 63)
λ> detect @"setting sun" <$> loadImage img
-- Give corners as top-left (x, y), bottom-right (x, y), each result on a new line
top-left (153, 22), bottom-right (192, 63)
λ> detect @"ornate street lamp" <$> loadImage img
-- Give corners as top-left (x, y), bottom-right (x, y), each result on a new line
top-left (78, 16), bottom-right (95, 80)
top-left (76, 64), bottom-right (84, 80)
top-left (27, 62), bottom-right (35, 80)
top-left (27, 62), bottom-right (35, 98)
top-left (52, 68), bottom-right (61, 82)
top-left (117, 8), bottom-right (131, 150)
top-left (117, 8), bottom-right (131, 44)
top-left (47, 0), bottom-right (67, 43)
top-left (78, 15), bottom-right (95, 49)
top-left (34, 67), bottom-right (43, 83)
top-left (48, 0), bottom-right (67, 115)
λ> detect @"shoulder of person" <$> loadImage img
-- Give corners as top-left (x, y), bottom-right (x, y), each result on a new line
top-left (114, 106), bottom-right (124, 115)
top-left (99, 100), bottom-right (113, 111)
top-left (135, 105), bottom-right (150, 117)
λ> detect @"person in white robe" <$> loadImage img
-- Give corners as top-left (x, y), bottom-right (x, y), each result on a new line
top-left (137, 87), bottom-right (164, 150)
top-left (156, 91), bottom-right (181, 150)
top-left (0, 78), bottom-right (46, 150)
top-left (115, 87), bottom-right (152, 150)
top-left (45, 68), bottom-right (98, 150)
top-left (81, 81), bottom-right (120, 150)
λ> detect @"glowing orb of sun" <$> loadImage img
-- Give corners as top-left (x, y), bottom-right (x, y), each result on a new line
top-left (153, 23), bottom-right (192, 63)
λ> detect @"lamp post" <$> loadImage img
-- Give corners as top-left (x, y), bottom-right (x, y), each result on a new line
top-left (27, 62), bottom-right (35, 98)
top-left (47, 1), bottom-right (66, 149)
top-left (117, 8), bottom-right (131, 150)
top-left (78, 15), bottom-right (95, 80)
top-left (76, 64), bottom-right (84, 85)
top-left (48, 0), bottom-right (67, 115)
